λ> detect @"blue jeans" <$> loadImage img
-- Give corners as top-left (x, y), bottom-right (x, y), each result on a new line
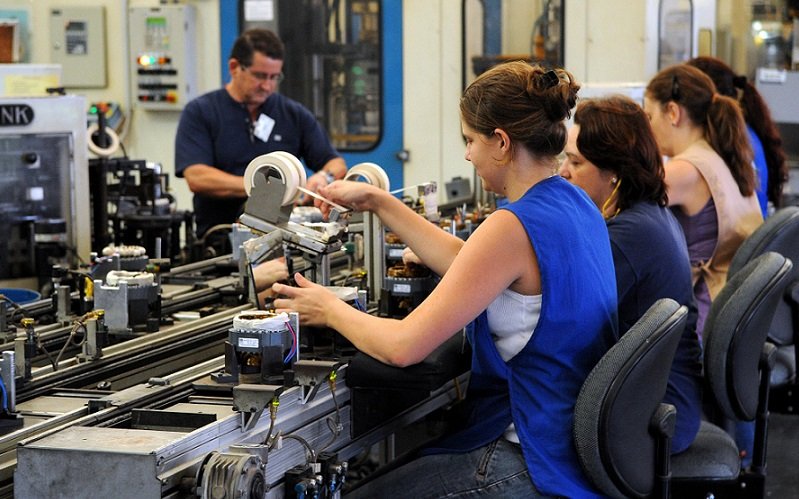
top-left (735, 420), bottom-right (755, 468)
top-left (344, 438), bottom-right (549, 498)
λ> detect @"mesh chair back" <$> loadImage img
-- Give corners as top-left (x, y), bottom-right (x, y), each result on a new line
top-left (574, 298), bottom-right (687, 498)
top-left (703, 252), bottom-right (793, 421)
top-left (729, 207), bottom-right (799, 345)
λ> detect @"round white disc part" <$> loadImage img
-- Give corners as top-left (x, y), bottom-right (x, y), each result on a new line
top-left (243, 152), bottom-right (308, 206)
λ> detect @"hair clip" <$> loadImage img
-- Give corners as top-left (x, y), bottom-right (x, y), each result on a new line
top-left (542, 70), bottom-right (559, 89)
top-left (670, 74), bottom-right (680, 102)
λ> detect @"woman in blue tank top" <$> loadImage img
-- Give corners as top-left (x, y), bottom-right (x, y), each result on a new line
top-left (273, 61), bottom-right (618, 498)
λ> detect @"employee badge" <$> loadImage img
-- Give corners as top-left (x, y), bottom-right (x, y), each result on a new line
top-left (253, 113), bottom-right (276, 142)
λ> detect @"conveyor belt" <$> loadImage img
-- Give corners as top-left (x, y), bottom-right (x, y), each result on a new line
top-left (16, 305), bottom-right (250, 402)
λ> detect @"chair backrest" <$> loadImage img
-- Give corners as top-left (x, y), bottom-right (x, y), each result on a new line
top-left (574, 298), bottom-right (687, 498)
top-left (704, 252), bottom-right (794, 421)
top-left (729, 206), bottom-right (799, 345)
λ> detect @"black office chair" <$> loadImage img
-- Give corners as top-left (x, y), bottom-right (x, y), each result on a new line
top-left (574, 298), bottom-right (688, 499)
top-left (671, 251), bottom-right (794, 497)
top-left (729, 206), bottom-right (799, 405)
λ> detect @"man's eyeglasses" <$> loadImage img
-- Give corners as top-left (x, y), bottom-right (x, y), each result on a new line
top-left (243, 66), bottom-right (284, 83)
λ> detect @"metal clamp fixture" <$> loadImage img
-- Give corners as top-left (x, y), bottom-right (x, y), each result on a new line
top-left (293, 360), bottom-right (344, 404)
top-left (239, 152), bottom-right (347, 285)
top-left (232, 383), bottom-right (285, 432)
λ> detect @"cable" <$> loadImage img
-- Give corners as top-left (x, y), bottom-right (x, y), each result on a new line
top-left (283, 434), bottom-right (316, 465)
top-left (37, 338), bottom-right (57, 371)
top-left (54, 320), bottom-right (88, 368)
top-left (0, 375), bottom-right (8, 412)
top-left (283, 320), bottom-right (298, 364)
top-left (264, 397), bottom-right (280, 449)
top-left (318, 372), bottom-right (342, 453)
top-left (0, 294), bottom-right (29, 325)
top-left (199, 224), bottom-right (233, 246)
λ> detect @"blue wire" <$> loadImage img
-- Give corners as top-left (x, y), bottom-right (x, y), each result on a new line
top-left (283, 320), bottom-right (298, 363)
top-left (0, 375), bottom-right (8, 412)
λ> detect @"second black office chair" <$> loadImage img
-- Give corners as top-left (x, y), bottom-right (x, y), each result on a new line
top-left (729, 206), bottom-right (799, 407)
top-left (574, 298), bottom-right (688, 499)
top-left (671, 251), bottom-right (794, 498)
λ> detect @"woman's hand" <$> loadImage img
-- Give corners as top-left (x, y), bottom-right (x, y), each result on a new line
top-left (252, 257), bottom-right (289, 293)
top-left (272, 273), bottom-right (338, 327)
top-left (315, 181), bottom-right (381, 219)
top-left (402, 247), bottom-right (423, 265)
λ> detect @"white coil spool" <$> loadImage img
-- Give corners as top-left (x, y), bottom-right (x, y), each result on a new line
top-left (101, 244), bottom-right (147, 258)
top-left (106, 270), bottom-right (154, 287)
top-left (243, 151), bottom-right (308, 206)
top-left (344, 162), bottom-right (390, 191)
top-left (232, 311), bottom-right (290, 331)
top-left (86, 124), bottom-right (121, 158)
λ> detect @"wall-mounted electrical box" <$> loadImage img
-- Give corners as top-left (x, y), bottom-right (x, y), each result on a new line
top-left (0, 8), bottom-right (31, 63)
top-left (0, 18), bottom-right (20, 63)
top-left (49, 6), bottom-right (107, 88)
top-left (128, 5), bottom-right (197, 110)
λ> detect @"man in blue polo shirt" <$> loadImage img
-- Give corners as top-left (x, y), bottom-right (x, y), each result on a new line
top-left (175, 28), bottom-right (347, 238)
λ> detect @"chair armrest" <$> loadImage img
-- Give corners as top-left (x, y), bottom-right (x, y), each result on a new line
top-left (650, 403), bottom-right (676, 439)
top-left (761, 342), bottom-right (777, 372)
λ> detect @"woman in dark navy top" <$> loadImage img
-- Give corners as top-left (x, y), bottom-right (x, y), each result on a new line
top-left (560, 95), bottom-right (703, 454)
top-left (273, 62), bottom-right (618, 498)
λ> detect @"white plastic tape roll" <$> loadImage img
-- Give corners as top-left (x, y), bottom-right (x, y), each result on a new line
top-left (86, 124), bottom-right (121, 158)
top-left (243, 152), bottom-right (308, 206)
top-left (345, 162), bottom-right (390, 191)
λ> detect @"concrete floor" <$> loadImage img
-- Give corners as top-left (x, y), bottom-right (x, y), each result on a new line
top-left (766, 412), bottom-right (799, 496)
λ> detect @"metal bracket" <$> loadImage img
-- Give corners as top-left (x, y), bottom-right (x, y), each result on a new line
top-left (243, 231), bottom-right (285, 267)
top-left (242, 169), bottom-right (293, 226)
top-left (293, 360), bottom-right (343, 404)
top-left (232, 384), bottom-right (284, 432)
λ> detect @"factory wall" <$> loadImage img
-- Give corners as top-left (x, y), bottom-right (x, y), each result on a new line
top-left (2, 0), bottom-right (755, 219)
top-left (3, 0), bottom-right (220, 218)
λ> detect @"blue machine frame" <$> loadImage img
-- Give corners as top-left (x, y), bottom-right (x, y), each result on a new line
top-left (219, 1), bottom-right (404, 190)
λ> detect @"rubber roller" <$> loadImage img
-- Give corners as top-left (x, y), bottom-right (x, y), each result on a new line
top-left (344, 162), bottom-right (391, 191)
top-left (243, 151), bottom-right (308, 206)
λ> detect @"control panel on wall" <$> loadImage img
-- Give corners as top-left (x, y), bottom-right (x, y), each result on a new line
top-left (49, 6), bottom-right (107, 87)
top-left (128, 5), bottom-right (197, 110)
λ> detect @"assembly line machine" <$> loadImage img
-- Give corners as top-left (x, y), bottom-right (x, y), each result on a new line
top-left (0, 152), bottom-right (471, 498)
